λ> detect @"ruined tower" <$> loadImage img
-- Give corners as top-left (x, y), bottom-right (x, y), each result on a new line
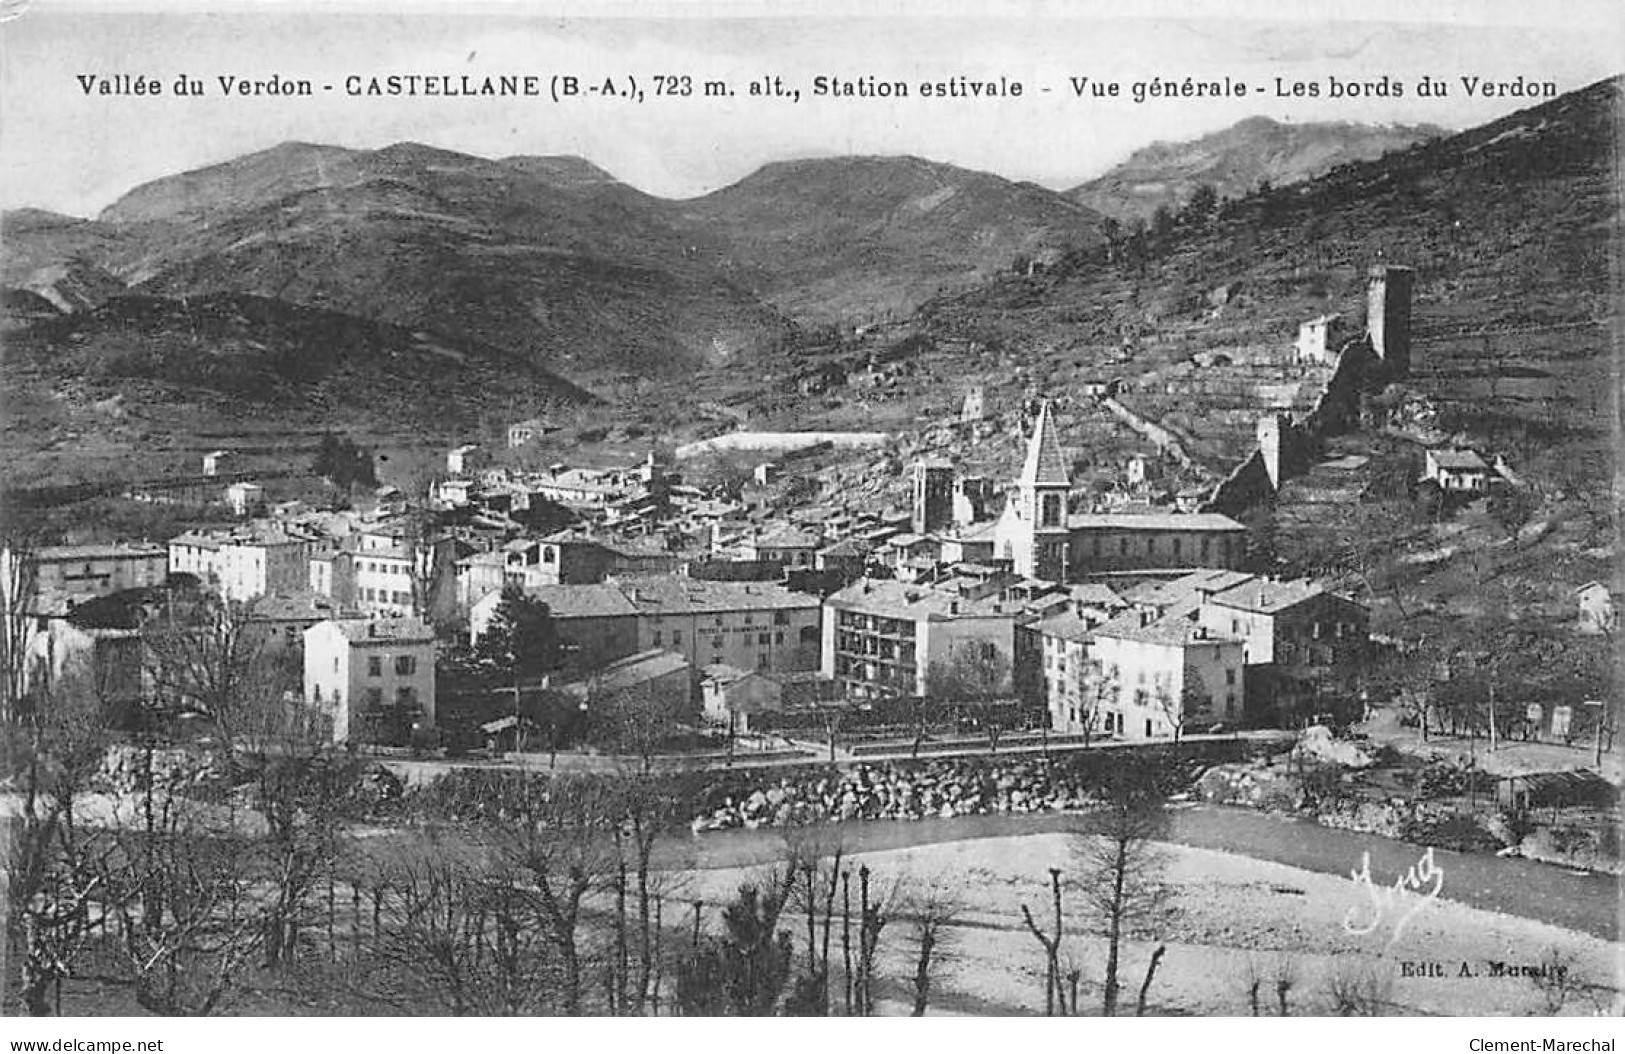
top-left (911, 459), bottom-right (954, 535)
top-left (960, 385), bottom-right (986, 422)
top-left (1256, 414), bottom-right (1284, 491)
top-left (1367, 265), bottom-right (1415, 376)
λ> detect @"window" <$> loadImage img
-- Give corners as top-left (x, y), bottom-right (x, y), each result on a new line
top-left (673, 631), bottom-right (682, 646)
top-left (1119, 537), bottom-right (1129, 554)
top-left (396, 686), bottom-right (417, 708)
top-left (758, 632), bottom-right (771, 645)
top-left (395, 655), bottom-right (416, 676)
top-left (653, 631), bottom-right (663, 646)
top-left (364, 687), bottom-right (384, 708)
top-left (713, 637), bottom-right (723, 651)
top-left (1173, 538), bottom-right (1182, 557)
top-left (333, 656), bottom-right (340, 672)
top-left (775, 632), bottom-right (784, 645)
top-left (774, 611), bottom-right (790, 625)
top-left (367, 655), bottom-right (383, 677)
top-left (1226, 668), bottom-right (1236, 686)
top-left (1041, 492), bottom-right (1062, 527)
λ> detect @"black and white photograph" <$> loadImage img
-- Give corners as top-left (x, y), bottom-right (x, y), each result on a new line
top-left (0, 0), bottom-right (1620, 1033)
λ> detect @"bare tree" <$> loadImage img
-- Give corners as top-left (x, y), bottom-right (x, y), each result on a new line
top-left (851, 864), bottom-right (898, 1016)
top-left (376, 836), bottom-right (552, 1016)
top-left (252, 735), bottom-right (363, 970)
top-left (1019, 866), bottom-right (1065, 1015)
top-left (925, 641), bottom-right (1012, 753)
top-left (1, 543), bottom-right (40, 723)
top-left (1135, 943), bottom-right (1167, 1015)
top-left (3, 667), bottom-right (113, 1015)
top-left (605, 770), bottom-right (696, 1015)
top-left (507, 775), bottom-right (619, 1015)
top-left (1324, 960), bottom-right (1394, 1016)
top-left (782, 822), bottom-right (847, 1014)
top-left (1526, 946), bottom-right (1597, 1016)
top-left (1074, 756), bottom-right (1172, 1016)
top-left (904, 882), bottom-right (961, 1017)
top-left (141, 590), bottom-right (288, 753)
top-left (1273, 954), bottom-right (1299, 1016)
top-left (589, 677), bottom-right (685, 774)
top-left (99, 768), bottom-right (264, 1016)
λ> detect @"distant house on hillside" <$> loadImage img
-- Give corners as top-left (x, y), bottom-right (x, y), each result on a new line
top-left (447, 443), bottom-right (486, 475)
top-left (1422, 448), bottom-right (1492, 493)
top-left (1575, 581), bottom-right (1617, 636)
top-left (507, 418), bottom-right (552, 448)
top-left (1295, 313), bottom-right (1343, 366)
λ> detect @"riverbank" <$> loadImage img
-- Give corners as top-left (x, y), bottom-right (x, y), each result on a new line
top-left (678, 831), bottom-right (1622, 1016)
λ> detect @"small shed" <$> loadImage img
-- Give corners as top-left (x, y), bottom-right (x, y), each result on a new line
top-left (1495, 769), bottom-right (1617, 813)
top-left (701, 663), bottom-right (783, 735)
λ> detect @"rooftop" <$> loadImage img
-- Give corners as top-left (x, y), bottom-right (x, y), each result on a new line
top-left (1067, 512), bottom-right (1246, 533)
top-left (320, 616), bottom-right (434, 645)
top-left (1020, 402), bottom-right (1071, 488)
top-left (564, 648), bottom-right (689, 696)
top-left (1031, 607), bottom-right (1094, 644)
top-left (827, 577), bottom-right (1019, 621)
top-left (1428, 448), bottom-right (1490, 471)
top-left (1093, 610), bottom-right (1242, 648)
top-left (31, 542), bottom-right (166, 561)
top-left (1207, 577), bottom-right (1362, 616)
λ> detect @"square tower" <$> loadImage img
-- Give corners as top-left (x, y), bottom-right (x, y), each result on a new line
top-left (912, 459), bottom-right (954, 535)
top-left (1367, 265), bottom-right (1415, 376)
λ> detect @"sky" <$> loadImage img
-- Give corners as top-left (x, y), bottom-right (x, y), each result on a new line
top-left (0, 0), bottom-right (1620, 217)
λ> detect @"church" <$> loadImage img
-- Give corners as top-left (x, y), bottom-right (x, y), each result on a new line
top-left (987, 403), bottom-right (1249, 582)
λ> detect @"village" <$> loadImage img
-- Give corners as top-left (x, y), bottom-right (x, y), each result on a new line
top-left (11, 263), bottom-right (1590, 766)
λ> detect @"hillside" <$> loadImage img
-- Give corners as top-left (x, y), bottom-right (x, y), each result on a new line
top-left (1069, 116), bottom-right (1445, 221)
top-left (743, 76), bottom-right (1617, 676)
top-left (682, 155), bottom-right (1105, 322)
top-left (0, 292), bottom-right (602, 486)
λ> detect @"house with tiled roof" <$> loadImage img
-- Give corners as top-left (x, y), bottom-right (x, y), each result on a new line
top-left (1090, 608), bottom-right (1246, 740)
top-left (1423, 447), bottom-right (1492, 493)
top-left (468, 574), bottom-right (821, 680)
top-left (1195, 576), bottom-right (1370, 725)
top-left (304, 617), bottom-right (436, 744)
top-left (822, 577), bottom-right (1034, 701)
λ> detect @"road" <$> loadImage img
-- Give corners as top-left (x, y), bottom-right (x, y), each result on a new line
top-left (662, 804), bottom-right (1620, 941)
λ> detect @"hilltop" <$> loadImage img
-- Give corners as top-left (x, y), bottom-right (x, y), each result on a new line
top-left (1069, 116), bottom-right (1446, 221)
top-left (680, 155), bottom-right (1105, 322)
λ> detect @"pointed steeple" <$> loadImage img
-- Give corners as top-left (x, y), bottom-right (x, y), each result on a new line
top-left (1020, 401), bottom-right (1070, 488)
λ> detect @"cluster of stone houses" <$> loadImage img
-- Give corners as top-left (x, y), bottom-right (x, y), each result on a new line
top-left (9, 402), bottom-right (1382, 750)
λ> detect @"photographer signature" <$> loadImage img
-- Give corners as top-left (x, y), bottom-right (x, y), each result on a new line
top-left (1342, 846), bottom-right (1444, 943)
